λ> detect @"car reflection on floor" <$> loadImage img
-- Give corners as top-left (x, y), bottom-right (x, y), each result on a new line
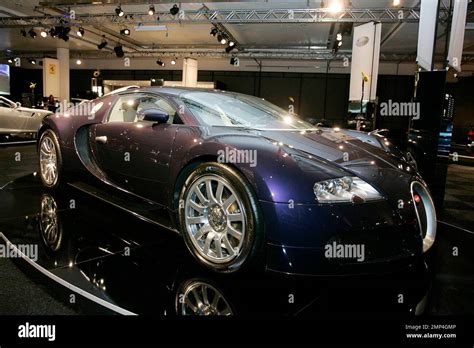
top-left (0, 174), bottom-right (431, 316)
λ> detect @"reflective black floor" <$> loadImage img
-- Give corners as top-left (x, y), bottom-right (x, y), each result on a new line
top-left (0, 173), bottom-right (434, 317)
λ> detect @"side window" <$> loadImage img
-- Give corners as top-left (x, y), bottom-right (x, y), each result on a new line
top-left (108, 94), bottom-right (178, 124)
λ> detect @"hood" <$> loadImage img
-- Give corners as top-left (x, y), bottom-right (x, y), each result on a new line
top-left (255, 128), bottom-right (417, 204)
top-left (18, 107), bottom-right (52, 116)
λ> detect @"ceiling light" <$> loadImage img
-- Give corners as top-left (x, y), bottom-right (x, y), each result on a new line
top-left (228, 41), bottom-right (235, 47)
top-left (7, 58), bottom-right (13, 64)
top-left (120, 28), bottom-right (130, 36)
top-left (220, 38), bottom-right (227, 45)
top-left (170, 4), bottom-right (179, 16)
top-left (77, 27), bottom-right (85, 37)
top-left (171, 58), bottom-right (176, 65)
top-left (29, 59), bottom-right (36, 65)
top-left (327, 0), bottom-right (343, 14)
top-left (114, 44), bottom-right (125, 58)
top-left (28, 29), bottom-right (37, 39)
top-left (338, 40), bottom-right (343, 47)
top-left (393, 0), bottom-right (400, 5)
top-left (156, 60), bottom-right (165, 67)
top-left (76, 59), bottom-right (82, 65)
top-left (148, 4), bottom-right (155, 16)
top-left (336, 33), bottom-right (342, 41)
top-left (40, 29), bottom-right (48, 38)
top-left (115, 5), bottom-right (124, 17)
top-left (49, 27), bottom-right (57, 38)
top-left (98, 36), bottom-right (108, 49)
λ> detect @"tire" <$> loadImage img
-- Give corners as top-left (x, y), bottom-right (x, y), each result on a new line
top-left (179, 162), bottom-right (264, 273)
top-left (38, 129), bottom-right (63, 189)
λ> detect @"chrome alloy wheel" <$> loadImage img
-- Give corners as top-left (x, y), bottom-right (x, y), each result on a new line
top-left (177, 280), bottom-right (233, 316)
top-left (39, 194), bottom-right (62, 252)
top-left (184, 175), bottom-right (246, 264)
top-left (39, 136), bottom-right (58, 186)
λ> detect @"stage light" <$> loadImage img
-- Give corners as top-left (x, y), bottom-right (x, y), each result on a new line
top-left (120, 28), bottom-right (131, 36)
top-left (210, 28), bottom-right (218, 36)
top-left (220, 37), bottom-right (227, 45)
top-left (29, 59), bottom-right (36, 65)
top-left (49, 27), bottom-right (58, 38)
top-left (28, 29), bottom-right (37, 39)
top-left (171, 58), bottom-right (177, 65)
top-left (21, 29), bottom-right (27, 37)
top-left (338, 40), bottom-right (343, 47)
top-left (114, 44), bottom-right (125, 58)
top-left (115, 5), bottom-right (124, 17)
top-left (97, 36), bottom-right (108, 50)
top-left (327, 0), bottom-right (343, 13)
top-left (336, 33), bottom-right (342, 41)
top-left (7, 58), bottom-right (13, 64)
top-left (77, 27), bottom-right (85, 37)
top-left (228, 41), bottom-right (235, 47)
top-left (76, 59), bottom-right (82, 65)
top-left (170, 4), bottom-right (179, 15)
top-left (148, 4), bottom-right (155, 16)
top-left (156, 60), bottom-right (165, 67)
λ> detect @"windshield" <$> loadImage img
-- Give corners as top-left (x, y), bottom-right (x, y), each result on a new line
top-left (181, 91), bottom-right (314, 130)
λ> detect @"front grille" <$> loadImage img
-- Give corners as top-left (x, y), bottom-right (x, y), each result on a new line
top-left (411, 181), bottom-right (437, 252)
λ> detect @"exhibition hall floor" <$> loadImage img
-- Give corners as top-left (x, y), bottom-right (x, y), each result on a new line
top-left (0, 144), bottom-right (472, 316)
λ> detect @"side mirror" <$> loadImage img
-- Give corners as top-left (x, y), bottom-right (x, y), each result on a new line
top-left (137, 108), bottom-right (169, 124)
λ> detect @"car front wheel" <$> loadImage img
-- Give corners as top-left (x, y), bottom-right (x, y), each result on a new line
top-left (179, 163), bottom-right (264, 273)
top-left (39, 129), bottom-right (63, 189)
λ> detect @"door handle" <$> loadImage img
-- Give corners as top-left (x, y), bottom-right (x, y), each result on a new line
top-left (95, 136), bottom-right (108, 144)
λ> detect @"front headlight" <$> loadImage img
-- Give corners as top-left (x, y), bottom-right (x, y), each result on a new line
top-left (313, 176), bottom-right (383, 203)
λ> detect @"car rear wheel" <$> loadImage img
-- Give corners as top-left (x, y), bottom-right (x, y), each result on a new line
top-left (179, 163), bottom-right (264, 273)
top-left (39, 129), bottom-right (63, 189)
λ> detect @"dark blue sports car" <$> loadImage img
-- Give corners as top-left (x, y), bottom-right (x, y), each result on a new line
top-left (37, 87), bottom-right (437, 275)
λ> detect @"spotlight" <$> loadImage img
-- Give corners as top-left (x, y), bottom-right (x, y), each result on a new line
top-left (210, 28), bottom-right (218, 36)
top-left (40, 29), bottom-right (48, 38)
top-left (148, 4), bottom-right (155, 16)
top-left (171, 58), bottom-right (177, 65)
top-left (115, 5), bottom-right (124, 17)
top-left (28, 29), bottom-right (37, 39)
top-left (56, 26), bottom-right (70, 42)
top-left (114, 44), bottom-right (125, 58)
top-left (336, 33), bottom-right (342, 41)
top-left (97, 36), bottom-right (108, 50)
top-left (120, 28), bottom-right (131, 36)
top-left (393, 0), bottom-right (400, 5)
top-left (7, 59), bottom-right (13, 64)
top-left (220, 37), bottom-right (227, 45)
top-left (49, 27), bottom-right (58, 38)
top-left (228, 41), bottom-right (235, 47)
top-left (170, 4), bottom-right (179, 16)
top-left (29, 59), bottom-right (36, 65)
top-left (77, 27), bottom-right (85, 37)
top-left (20, 29), bottom-right (27, 37)
top-left (76, 59), bottom-right (82, 65)
top-left (327, 0), bottom-right (343, 13)
top-left (156, 60), bottom-right (165, 67)
top-left (338, 40), bottom-right (343, 47)
top-left (225, 45), bottom-right (236, 53)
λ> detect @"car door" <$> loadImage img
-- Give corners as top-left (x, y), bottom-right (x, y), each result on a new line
top-left (91, 92), bottom-right (180, 205)
top-left (0, 98), bottom-right (26, 133)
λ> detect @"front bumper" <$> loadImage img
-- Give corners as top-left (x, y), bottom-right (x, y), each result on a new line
top-left (260, 200), bottom-right (423, 276)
